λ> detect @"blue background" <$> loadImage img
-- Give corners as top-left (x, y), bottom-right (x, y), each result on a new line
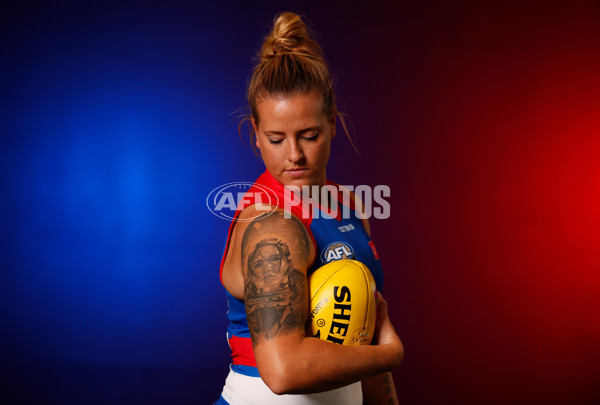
top-left (3, 1), bottom-right (600, 404)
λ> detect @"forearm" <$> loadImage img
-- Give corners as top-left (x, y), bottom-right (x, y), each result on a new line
top-left (361, 372), bottom-right (398, 405)
top-left (255, 334), bottom-right (402, 394)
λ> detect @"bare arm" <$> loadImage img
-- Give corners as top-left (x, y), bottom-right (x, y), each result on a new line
top-left (362, 372), bottom-right (398, 405)
top-left (361, 297), bottom-right (400, 404)
top-left (241, 209), bottom-right (403, 395)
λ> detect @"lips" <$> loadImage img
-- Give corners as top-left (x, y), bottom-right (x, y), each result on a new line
top-left (285, 168), bottom-right (308, 177)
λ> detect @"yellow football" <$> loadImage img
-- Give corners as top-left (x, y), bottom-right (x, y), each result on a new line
top-left (306, 259), bottom-right (377, 346)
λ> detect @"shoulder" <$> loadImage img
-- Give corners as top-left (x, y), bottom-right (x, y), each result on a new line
top-left (234, 205), bottom-right (316, 267)
top-left (235, 205), bottom-right (306, 235)
top-left (238, 206), bottom-right (310, 247)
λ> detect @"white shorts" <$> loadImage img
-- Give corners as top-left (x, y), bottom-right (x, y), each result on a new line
top-left (216, 366), bottom-right (363, 405)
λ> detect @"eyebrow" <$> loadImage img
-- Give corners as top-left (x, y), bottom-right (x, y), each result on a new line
top-left (264, 126), bottom-right (321, 136)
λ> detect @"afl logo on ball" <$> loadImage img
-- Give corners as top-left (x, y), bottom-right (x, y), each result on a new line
top-left (321, 241), bottom-right (355, 264)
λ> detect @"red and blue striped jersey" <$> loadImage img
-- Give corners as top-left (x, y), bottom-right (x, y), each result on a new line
top-left (219, 170), bottom-right (384, 377)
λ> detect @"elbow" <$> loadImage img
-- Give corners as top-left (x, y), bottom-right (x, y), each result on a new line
top-left (398, 343), bottom-right (405, 367)
top-left (262, 374), bottom-right (291, 396)
top-left (259, 359), bottom-right (304, 395)
top-left (393, 339), bottom-right (405, 370)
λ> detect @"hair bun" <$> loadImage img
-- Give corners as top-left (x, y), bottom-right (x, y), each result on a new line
top-left (260, 12), bottom-right (321, 61)
top-left (245, 11), bottom-right (354, 156)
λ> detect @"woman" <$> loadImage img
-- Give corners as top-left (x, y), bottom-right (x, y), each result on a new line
top-left (215, 12), bottom-right (403, 404)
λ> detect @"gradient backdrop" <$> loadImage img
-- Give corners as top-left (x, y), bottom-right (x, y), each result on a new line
top-left (2, 1), bottom-right (599, 404)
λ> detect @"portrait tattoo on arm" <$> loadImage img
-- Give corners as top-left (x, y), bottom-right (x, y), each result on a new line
top-left (241, 211), bottom-right (310, 342)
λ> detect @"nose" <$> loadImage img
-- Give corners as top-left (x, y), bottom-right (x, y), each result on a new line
top-left (287, 139), bottom-right (304, 163)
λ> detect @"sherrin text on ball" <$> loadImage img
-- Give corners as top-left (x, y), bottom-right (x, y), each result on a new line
top-left (306, 259), bottom-right (377, 346)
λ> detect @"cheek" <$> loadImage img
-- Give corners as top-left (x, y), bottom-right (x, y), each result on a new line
top-left (260, 145), bottom-right (279, 164)
top-left (315, 141), bottom-right (331, 163)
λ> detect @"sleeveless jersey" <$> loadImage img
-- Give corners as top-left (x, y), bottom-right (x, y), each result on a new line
top-left (215, 170), bottom-right (384, 404)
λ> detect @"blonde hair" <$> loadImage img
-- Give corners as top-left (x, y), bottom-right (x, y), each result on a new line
top-left (240, 12), bottom-right (355, 155)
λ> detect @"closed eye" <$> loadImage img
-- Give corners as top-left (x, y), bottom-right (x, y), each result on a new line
top-left (302, 133), bottom-right (319, 141)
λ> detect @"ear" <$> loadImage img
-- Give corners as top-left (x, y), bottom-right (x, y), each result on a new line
top-left (251, 117), bottom-right (260, 150)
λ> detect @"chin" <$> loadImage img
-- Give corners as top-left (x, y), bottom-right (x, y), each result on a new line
top-left (276, 170), bottom-right (325, 188)
top-left (283, 177), bottom-right (317, 188)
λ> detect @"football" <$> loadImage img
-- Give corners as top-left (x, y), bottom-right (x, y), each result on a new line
top-left (306, 259), bottom-right (377, 346)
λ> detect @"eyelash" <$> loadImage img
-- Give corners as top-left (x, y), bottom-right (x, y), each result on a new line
top-left (268, 134), bottom-right (318, 145)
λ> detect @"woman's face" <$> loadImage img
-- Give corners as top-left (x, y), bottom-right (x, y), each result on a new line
top-left (253, 90), bottom-right (335, 188)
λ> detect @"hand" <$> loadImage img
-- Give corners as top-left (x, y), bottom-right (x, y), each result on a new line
top-left (373, 292), bottom-right (404, 368)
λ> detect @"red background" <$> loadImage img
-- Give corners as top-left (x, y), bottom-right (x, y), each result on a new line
top-left (318, 2), bottom-right (600, 403)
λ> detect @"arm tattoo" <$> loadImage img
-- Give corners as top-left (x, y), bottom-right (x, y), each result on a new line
top-left (242, 211), bottom-right (310, 342)
top-left (382, 373), bottom-right (397, 405)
